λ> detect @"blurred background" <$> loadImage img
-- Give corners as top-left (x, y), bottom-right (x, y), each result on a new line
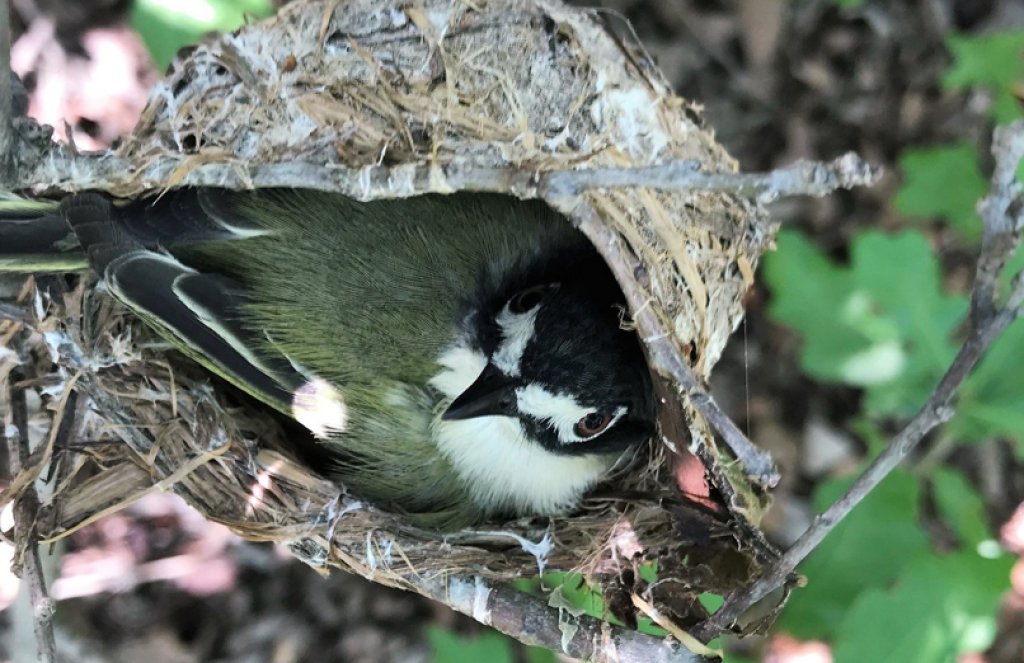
top-left (3, 0), bottom-right (1024, 661)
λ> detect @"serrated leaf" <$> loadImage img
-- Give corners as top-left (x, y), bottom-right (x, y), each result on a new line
top-left (541, 572), bottom-right (666, 637)
top-left (542, 572), bottom-right (605, 618)
top-left (764, 231), bottom-right (869, 383)
top-left (832, 551), bottom-right (1011, 663)
top-left (945, 31), bottom-right (1024, 122)
top-left (894, 144), bottom-right (988, 241)
top-left (764, 230), bottom-right (966, 418)
top-left (779, 471), bottom-right (933, 638)
top-left (849, 232), bottom-right (966, 416)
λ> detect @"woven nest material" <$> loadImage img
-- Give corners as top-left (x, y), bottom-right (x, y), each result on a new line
top-left (2, 0), bottom-right (780, 632)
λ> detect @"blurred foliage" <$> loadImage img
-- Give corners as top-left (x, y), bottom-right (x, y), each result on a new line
top-left (778, 469), bottom-right (933, 638)
top-left (132, 0), bottom-right (273, 70)
top-left (894, 143), bottom-right (987, 241)
top-left (765, 230), bottom-right (966, 418)
top-left (764, 16), bottom-right (1024, 663)
top-left (427, 626), bottom-right (561, 663)
top-left (128, 3), bottom-right (1024, 662)
top-left (765, 229), bottom-right (1024, 444)
top-left (945, 31), bottom-right (1024, 123)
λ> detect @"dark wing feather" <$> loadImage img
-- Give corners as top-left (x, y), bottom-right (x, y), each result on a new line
top-left (115, 188), bottom-right (268, 245)
top-left (63, 191), bottom-right (304, 413)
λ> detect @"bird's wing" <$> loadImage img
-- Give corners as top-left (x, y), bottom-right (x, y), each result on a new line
top-left (62, 192), bottom-right (308, 414)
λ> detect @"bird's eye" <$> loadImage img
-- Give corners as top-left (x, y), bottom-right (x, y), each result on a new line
top-left (508, 284), bottom-right (556, 314)
top-left (574, 411), bottom-right (614, 438)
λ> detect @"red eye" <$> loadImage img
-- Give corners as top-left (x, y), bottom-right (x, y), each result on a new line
top-left (509, 284), bottom-right (557, 313)
top-left (574, 412), bottom-right (614, 438)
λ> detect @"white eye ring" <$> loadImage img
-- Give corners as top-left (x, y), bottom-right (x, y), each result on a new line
top-left (574, 411), bottom-right (615, 438)
top-left (515, 384), bottom-right (627, 444)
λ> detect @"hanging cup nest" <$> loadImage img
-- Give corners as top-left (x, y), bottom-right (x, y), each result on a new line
top-left (3, 0), bottom-right (781, 635)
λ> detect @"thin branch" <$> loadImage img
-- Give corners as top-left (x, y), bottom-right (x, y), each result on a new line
top-left (4, 374), bottom-right (57, 663)
top-left (0, 0), bottom-right (12, 180)
top-left (11, 138), bottom-right (879, 203)
top-left (414, 575), bottom-right (714, 663)
top-left (573, 205), bottom-right (780, 488)
top-left (541, 153), bottom-right (881, 200)
top-left (691, 120), bottom-right (1024, 643)
top-left (0, 302), bottom-right (28, 322)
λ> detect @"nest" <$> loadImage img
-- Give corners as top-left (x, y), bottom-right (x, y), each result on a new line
top-left (2, 0), bottom-right (780, 634)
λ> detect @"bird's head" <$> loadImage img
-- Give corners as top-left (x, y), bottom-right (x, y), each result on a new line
top-left (442, 249), bottom-right (655, 456)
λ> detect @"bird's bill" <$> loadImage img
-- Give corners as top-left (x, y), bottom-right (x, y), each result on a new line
top-left (441, 363), bottom-right (520, 421)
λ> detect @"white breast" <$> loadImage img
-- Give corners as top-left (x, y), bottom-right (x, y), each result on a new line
top-left (429, 345), bottom-right (611, 516)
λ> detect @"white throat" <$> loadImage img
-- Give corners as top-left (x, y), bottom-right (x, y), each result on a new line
top-left (428, 344), bottom-right (611, 516)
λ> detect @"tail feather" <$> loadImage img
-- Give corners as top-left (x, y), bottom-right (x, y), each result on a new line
top-left (0, 197), bottom-right (87, 272)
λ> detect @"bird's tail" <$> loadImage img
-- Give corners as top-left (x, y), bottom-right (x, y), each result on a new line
top-left (0, 196), bottom-right (88, 272)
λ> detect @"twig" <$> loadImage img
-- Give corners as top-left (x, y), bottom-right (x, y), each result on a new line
top-left (0, 302), bottom-right (28, 322)
top-left (414, 575), bottom-right (713, 663)
top-left (541, 153), bottom-right (881, 200)
top-left (10, 138), bottom-right (880, 202)
top-left (573, 205), bottom-right (780, 488)
top-left (4, 374), bottom-right (58, 663)
top-left (691, 121), bottom-right (1024, 643)
top-left (0, 0), bottom-right (12, 179)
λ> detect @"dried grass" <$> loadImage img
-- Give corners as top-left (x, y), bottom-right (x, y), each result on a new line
top-left (2, 0), bottom-right (778, 629)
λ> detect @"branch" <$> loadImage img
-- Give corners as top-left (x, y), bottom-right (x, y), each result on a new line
top-left (540, 152), bottom-right (881, 200)
top-left (414, 575), bottom-right (714, 663)
top-left (692, 121), bottom-right (1024, 643)
top-left (573, 206), bottom-right (780, 488)
top-left (3, 373), bottom-right (57, 663)
top-left (8, 140), bottom-right (880, 202)
top-left (0, 0), bottom-right (12, 179)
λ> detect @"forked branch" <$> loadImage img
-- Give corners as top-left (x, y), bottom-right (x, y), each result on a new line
top-left (692, 121), bottom-right (1024, 643)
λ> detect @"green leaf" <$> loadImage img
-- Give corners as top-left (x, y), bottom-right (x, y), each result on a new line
top-left (952, 318), bottom-right (1024, 443)
top-left (832, 551), bottom-right (1011, 663)
top-left (764, 230), bottom-right (966, 418)
top-left (894, 143), bottom-right (988, 241)
top-left (541, 572), bottom-right (666, 637)
top-left (931, 468), bottom-right (991, 548)
top-left (779, 470), bottom-right (933, 638)
top-left (763, 231), bottom-right (864, 383)
top-left (945, 31), bottom-right (1024, 122)
top-left (525, 646), bottom-right (558, 663)
top-left (427, 626), bottom-right (515, 663)
top-left (699, 592), bottom-right (724, 613)
top-left (542, 572), bottom-right (606, 617)
top-left (849, 232), bottom-right (966, 416)
top-left (131, 0), bottom-right (274, 70)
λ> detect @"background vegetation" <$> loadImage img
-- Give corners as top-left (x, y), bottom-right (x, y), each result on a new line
top-left (6, 0), bottom-right (1024, 661)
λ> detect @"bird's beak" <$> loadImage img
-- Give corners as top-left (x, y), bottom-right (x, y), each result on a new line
top-left (442, 364), bottom-right (519, 421)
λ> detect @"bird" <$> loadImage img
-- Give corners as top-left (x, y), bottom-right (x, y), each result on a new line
top-left (0, 189), bottom-right (655, 529)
